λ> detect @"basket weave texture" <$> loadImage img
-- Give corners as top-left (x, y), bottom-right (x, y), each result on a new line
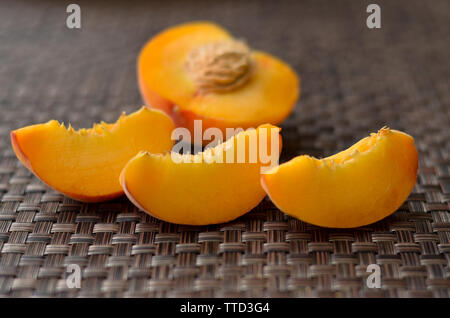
top-left (0, 0), bottom-right (449, 297)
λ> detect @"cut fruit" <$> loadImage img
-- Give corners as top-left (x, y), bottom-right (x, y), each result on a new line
top-left (120, 124), bottom-right (281, 225)
top-left (138, 21), bottom-right (299, 139)
top-left (261, 127), bottom-right (418, 228)
top-left (11, 107), bottom-right (175, 202)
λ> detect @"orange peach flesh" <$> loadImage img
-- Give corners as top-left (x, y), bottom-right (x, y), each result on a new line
top-left (261, 128), bottom-right (418, 228)
top-left (138, 21), bottom-right (299, 138)
top-left (11, 131), bottom-right (123, 202)
top-left (120, 124), bottom-right (281, 225)
top-left (10, 107), bottom-right (175, 202)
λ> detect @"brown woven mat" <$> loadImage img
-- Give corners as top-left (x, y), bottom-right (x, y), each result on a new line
top-left (0, 0), bottom-right (449, 297)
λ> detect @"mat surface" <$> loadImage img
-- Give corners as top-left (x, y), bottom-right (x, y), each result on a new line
top-left (0, 0), bottom-right (449, 297)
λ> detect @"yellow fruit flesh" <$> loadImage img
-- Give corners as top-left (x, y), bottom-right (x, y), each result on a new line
top-left (261, 128), bottom-right (418, 228)
top-left (138, 21), bottom-right (232, 109)
top-left (138, 21), bottom-right (299, 132)
top-left (120, 125), bottom-right (281, 225)
top-left (11, 107), bottom-right (175, 202)
top-left (186, 52), bottom-right (299, 125)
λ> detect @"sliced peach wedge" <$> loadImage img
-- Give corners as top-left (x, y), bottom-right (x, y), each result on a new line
top-left (11, 107), bottom-right (175, 202)
top-left (261, 127), bottom-right (418, 228)
top-left (120, 124), bottom-right (281, 225)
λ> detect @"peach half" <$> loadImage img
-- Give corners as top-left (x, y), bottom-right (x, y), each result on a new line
top-left (138, 21), bottom-right (299, 139)
top-left (11, 107), bottom-right (175, 202)
top-left (261, 127), bottom-right (418, 228)
top-left (120, 124), bottom-right (281, 225)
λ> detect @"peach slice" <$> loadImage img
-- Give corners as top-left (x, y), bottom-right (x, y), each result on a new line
top-left (138, 21), bottom-right (299, 139)
top-left (120, 124), bottom-right (281, 225)
top-left (261, 127), bottom-right (418, 228)
top-left (11, 107), bottom-right (175, 202)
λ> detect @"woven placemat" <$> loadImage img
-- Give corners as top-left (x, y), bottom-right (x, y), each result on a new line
top-left (0, 0), bottom-right (449, 297)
